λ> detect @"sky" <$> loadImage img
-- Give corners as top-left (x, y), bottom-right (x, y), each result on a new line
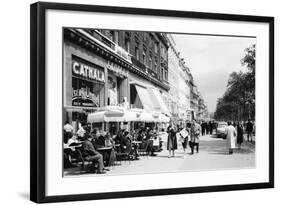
top-left (172, 34), bottom-right (256, 113)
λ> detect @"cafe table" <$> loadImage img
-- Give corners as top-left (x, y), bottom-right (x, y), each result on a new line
top-left (64, 143), bottom-right (82, 152)
top-left (132, 141), bottom-right (142, 144)
top-left (96, 146), bottom-right (115, 167)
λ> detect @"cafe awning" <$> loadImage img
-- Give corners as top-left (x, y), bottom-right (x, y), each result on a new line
top-left (148, 88), bottom-right (170, 116)
top-left (87, 109), bottom-right (124, 123)
top-left (87, 107), bottom-right (170, 123)
top-left (123, 109), bottom-right (141, 122)
top-left (134, 85), bottom-right (154, 112)
top-left (157, 113), bottom-right (170, 123)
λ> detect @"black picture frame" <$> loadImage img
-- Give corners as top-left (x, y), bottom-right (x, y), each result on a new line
top-left (30, 1), bottom-right (274, 203)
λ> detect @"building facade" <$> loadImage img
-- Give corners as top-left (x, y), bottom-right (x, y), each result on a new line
top-left (198, 96), bottom-right (209, 119)
top-left (167, 34), bottom-right (192, 125)
top-left (63, 28), bottom-right (170, 132)
top-left (166, 34), bottom-right (208, 122)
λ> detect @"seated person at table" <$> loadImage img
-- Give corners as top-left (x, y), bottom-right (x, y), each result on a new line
top-left (85, 123), bottom-right (91, 133)
top-left (67, 133), bottom-right (80, 146)
top-left (82, 133), bottom-right (106, 174)
top-left (92, 131), bottom-right (105, 149)
top-left (91, 128), bottom-right (97, 136)
top-left (127, 130), bottom-right (139, 159)
top-left (144, 129), bottom-right (156, 156)
top-left (120, 131), bottom-right (131, 152)
top-left (105, 132), bottom-right (114, 147)
top-left (63, 132), bottom-right (78, 168)
top-left (113, 130), bottom-right (122, 145)
top-left (104, 132), bottom-right (116, 165)
top-left (92, 131), bottom-right (114, 166)
top-left (137, 130), bottom-right (145, 142)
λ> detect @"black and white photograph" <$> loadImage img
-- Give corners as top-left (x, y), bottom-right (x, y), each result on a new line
top-left (63, 28), bottom-right (256, 176)
top-left (28, 2), bottom-right (274, 202)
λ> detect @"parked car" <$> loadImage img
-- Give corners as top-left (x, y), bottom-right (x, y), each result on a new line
top-left (216, 122), bottom-right (227, 139)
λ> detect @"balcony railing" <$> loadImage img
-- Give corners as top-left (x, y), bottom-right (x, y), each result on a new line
top-left (86, 29), bottom-right (116, 50)
top-left (84, 29), bottom-right (131, 62)
top-left (147, 68), bottom-right (158, 79)
top-left (131, 56), bottom-right (147, 72)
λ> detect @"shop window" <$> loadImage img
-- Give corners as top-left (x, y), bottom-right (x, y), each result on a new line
top-left (107, 75), bottom-right (118, 106)
top-left (107, 74), bottom-right (125, 106)
top-left (72, 77), bottom-right (105, 108)
top-left (71, 57), bottom-right (105, 108)
top-left (130, 84), bottom-right (142, 109)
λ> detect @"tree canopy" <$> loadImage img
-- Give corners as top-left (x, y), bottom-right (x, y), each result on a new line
top-left (214, 44), bottom-right (255, 121)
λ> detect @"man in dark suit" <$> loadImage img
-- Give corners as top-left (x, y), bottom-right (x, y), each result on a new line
top-left (82, 134), bottom-right (106, 174)
top-left (208, 121), bottom-right (212, 134)
top-left (246, 119), bottom-right (254, 142)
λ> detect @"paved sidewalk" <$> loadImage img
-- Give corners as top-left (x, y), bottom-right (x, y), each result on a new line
top-left (64, 134), bottom-right (255, 177)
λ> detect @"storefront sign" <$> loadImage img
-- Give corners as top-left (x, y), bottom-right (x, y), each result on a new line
top-left (72, 87), bottom-right (100, 107)
top-left (107, 60), bottom-right (129, 78)
top-left (72, 60), bottom-right (105, 82)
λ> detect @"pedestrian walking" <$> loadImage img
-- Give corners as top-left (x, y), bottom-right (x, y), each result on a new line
top-left (225, 121), bottom-right (237, 154)
top-left (208, 121), bottom-right (213, 135)
top-left (190, 120), bottom-right (201, 154)
top-left (246, 119), bottom-right (254, 142)
top-left (201, 121), bottom-right (206, 136)
top-left (167, 125), bottom-right (177, 158)
top-left (178, 127), bottom-right (189, 154)
top-left (206, 121), bottom-right (210, 135)
top-left (236, 122), bottom-right (244, 149)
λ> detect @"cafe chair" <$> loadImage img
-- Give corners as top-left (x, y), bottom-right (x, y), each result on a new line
top-left (138, 141), bottom-right (149, 158)
top-left (76, 148), bottom-right (98, 173)
top-left (115, 143), bottom-right (132, 165)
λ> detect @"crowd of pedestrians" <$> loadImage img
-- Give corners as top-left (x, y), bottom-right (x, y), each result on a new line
top-left (224, 119), bottom-right (254, 154)
top-left (166, 119), bottom-right (202, 157)
top-left (166, 119), bottom-right (255, 157)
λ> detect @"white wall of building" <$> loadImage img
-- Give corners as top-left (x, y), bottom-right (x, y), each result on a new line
top-left (167, 34), bottom-right (191, 121)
